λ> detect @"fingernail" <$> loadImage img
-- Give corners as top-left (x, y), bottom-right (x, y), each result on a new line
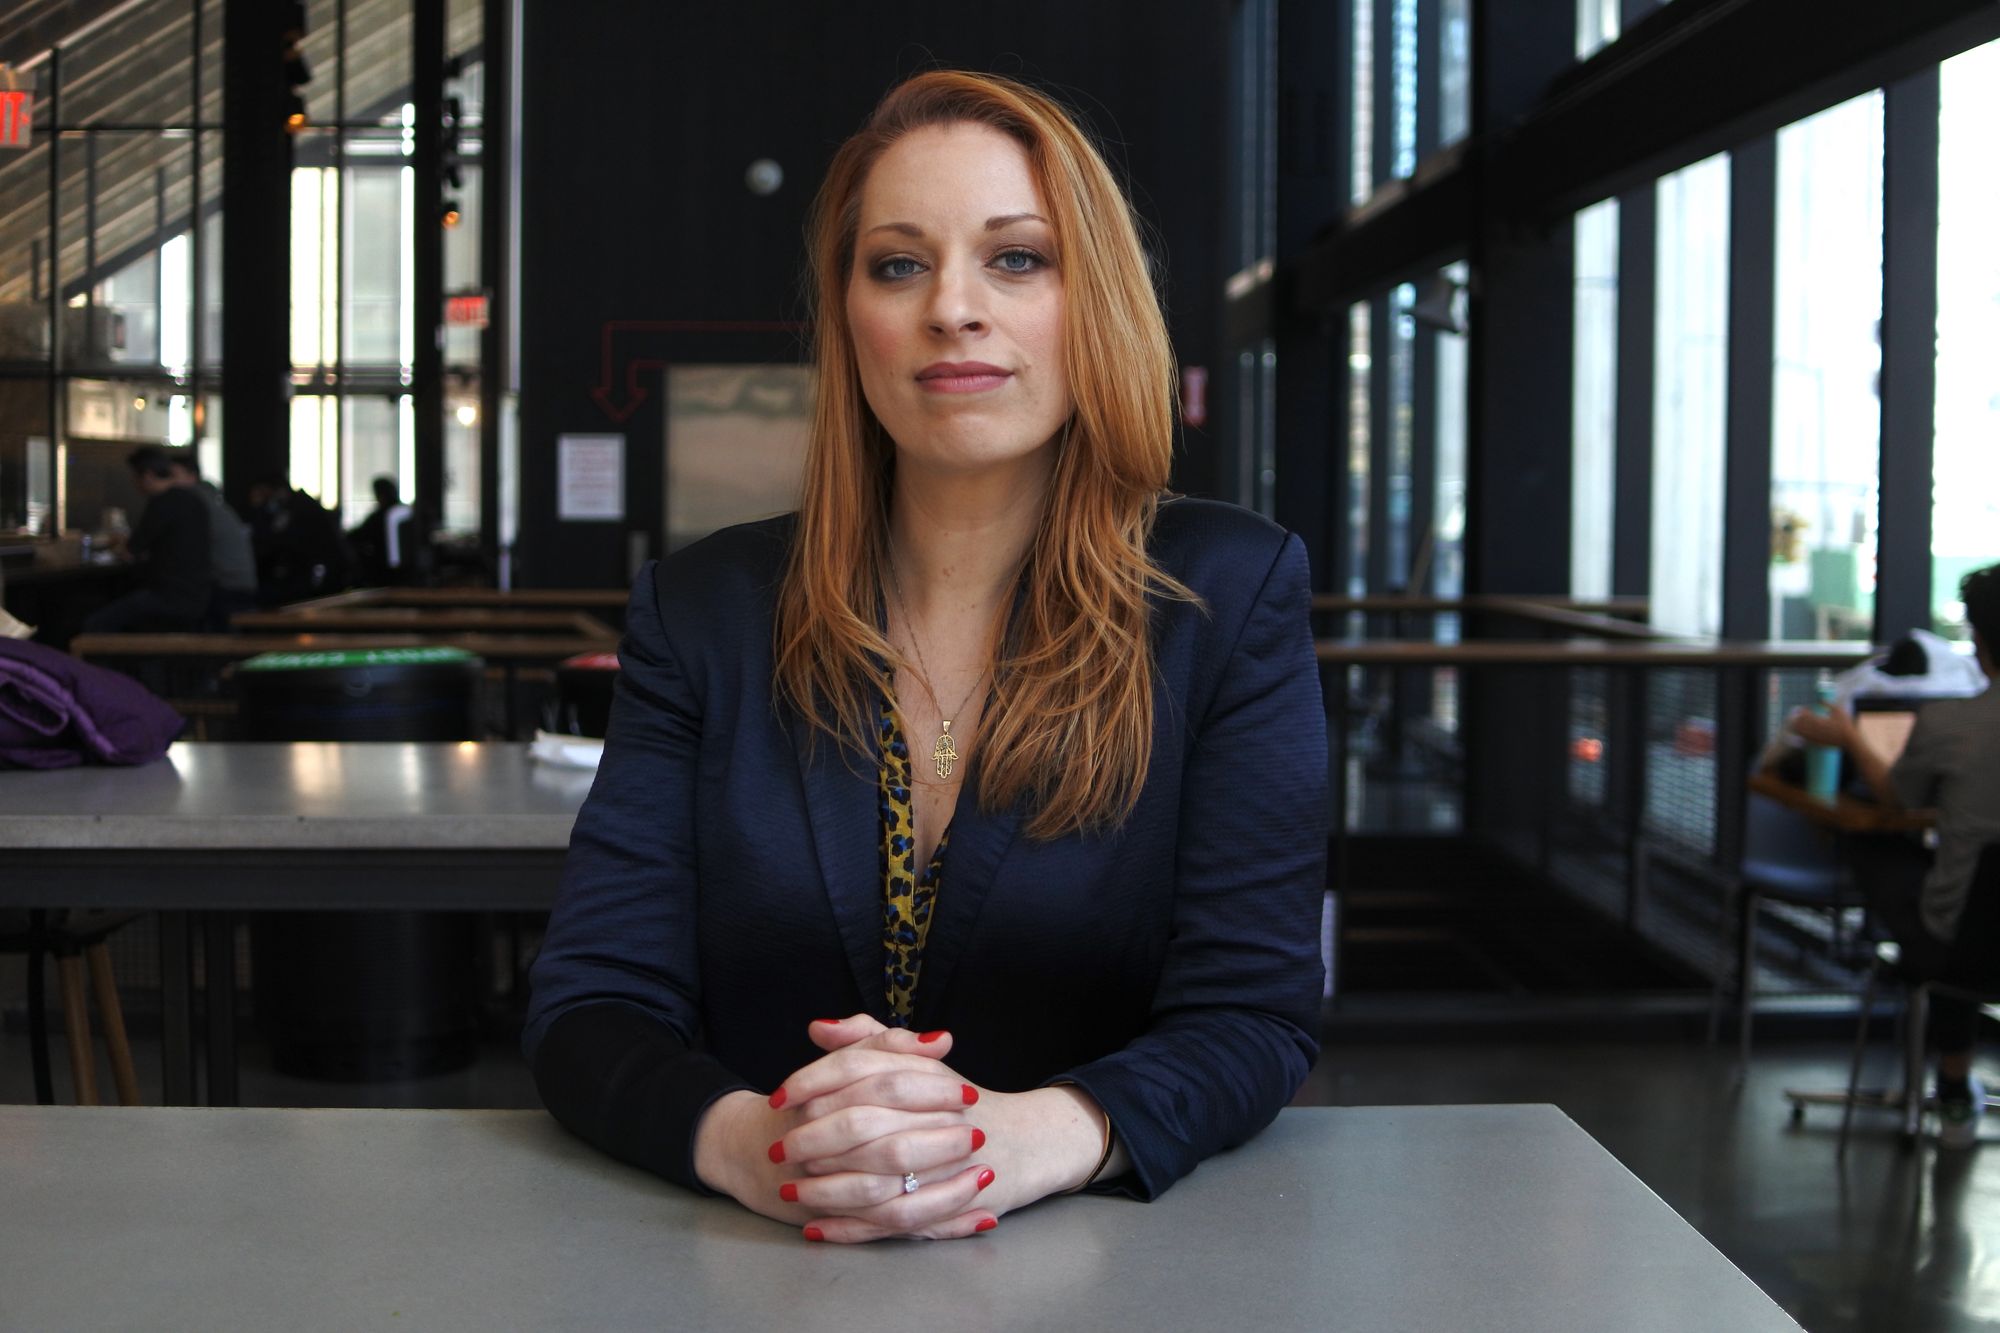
top-left (803, 1226), bottom-right (825, 1242)
top-left (918, 1030), bottom-right (946, 1044)
top-left (961, 1084), bottom-right (978, 1106)
top-left (780, 1183), bottom-right (799, 1203)
top-left (970, 1128), bottom-right (986, 1151)
top-left (813, 1017), bottom-right (840, 1026)
top-left (974, 1218), bottom-right (997, 1233)
top-left (768, 1086), bottom-right (788, 1110)
top-left (977, 1169), bottom-right (995, 1191)
top-left (768, 1140), bottom-right (786, 1164)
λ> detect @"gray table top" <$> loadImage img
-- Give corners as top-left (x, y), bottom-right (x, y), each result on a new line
top-left (0, 741), bottom-right (590, 850)
top-left (0, 1104), bottom-right (1798, 1332)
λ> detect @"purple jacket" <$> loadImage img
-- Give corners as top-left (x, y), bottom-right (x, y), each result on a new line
top-left (0, 638), bottom-right (185, 769)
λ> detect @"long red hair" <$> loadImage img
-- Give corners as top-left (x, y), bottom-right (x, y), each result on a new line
top-left (773, 70), bottom-right (1200, 839)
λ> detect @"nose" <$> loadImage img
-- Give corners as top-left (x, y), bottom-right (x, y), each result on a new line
top-left (924, 256), bottom-right (986, 337)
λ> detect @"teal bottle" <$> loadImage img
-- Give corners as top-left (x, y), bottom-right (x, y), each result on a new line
top-left (1804, 671), bottom-right (1841, 802)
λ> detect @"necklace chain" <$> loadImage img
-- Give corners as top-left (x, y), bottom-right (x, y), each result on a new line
top-left (885, 555), bottom-right (987, 781)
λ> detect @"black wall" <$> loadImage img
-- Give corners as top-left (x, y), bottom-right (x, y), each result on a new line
top-left (517, 1), bottom-right (1231, 588)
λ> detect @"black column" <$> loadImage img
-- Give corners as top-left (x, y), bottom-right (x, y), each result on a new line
top-left (1461, 0), bottom-right (1575, 841)
top-left (1610, 184), bottom-right (1656, 599)
top-left (1272, 0), bottom-right (1349, 588)
top-left (220, 0), bottom-right (295, 509)
top-left (1721, 136), bottom-right (1777, 643)
top-left (1877, 69), bottom-right (1941, 641)
top-left (411, 0), bottom-right (446, 532)
top-left (478, 0), bottom-right (515, 577)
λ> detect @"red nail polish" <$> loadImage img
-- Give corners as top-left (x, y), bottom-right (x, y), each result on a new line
top-left (768, 1140), bottom-right (786, 1164)
top-left (803, 1226), bottom-right (825, 1242)
top-left (918, 1030), bottom-right (946, 1043)
top-left (974, 1218), bottom-right (997, 1233)
top-left (970, 1129), bottom-right (986, 1151)
top-left (813, 1018), bottom-right (840, 1026)
top-left (780, 1183), bottom-right (799, 1203)
top-left (768, 1087), bottom-right (788, 1110)
top-left (976, 1169), bottom-right (995, 1191)
top-left (961, 1084), bottom-right (978, 1106)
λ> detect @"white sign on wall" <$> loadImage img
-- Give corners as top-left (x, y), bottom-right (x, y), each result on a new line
top-left (558, 433), bottom-right (624, 522)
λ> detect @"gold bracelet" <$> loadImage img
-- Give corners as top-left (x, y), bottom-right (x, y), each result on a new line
top-left (1062, 1111), bottom-right (1116, 1195)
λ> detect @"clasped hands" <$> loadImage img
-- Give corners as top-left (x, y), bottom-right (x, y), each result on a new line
top-left (692, 1013), bottom-right (1107, 1244)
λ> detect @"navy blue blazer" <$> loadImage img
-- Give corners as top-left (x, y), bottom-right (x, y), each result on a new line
top-left (524, 497), bottom-right (1328, 1200)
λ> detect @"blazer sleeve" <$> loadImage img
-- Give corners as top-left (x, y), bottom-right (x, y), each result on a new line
top-left (521, 562), bottom-right (752, 1192)
top-left (1049, 531), bottom-right (1327, 1200)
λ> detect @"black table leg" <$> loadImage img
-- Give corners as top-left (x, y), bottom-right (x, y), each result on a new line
top-left (26, 925), bottom-right (53, 1105)
top-left (204, 912), bottom-right (240, 1106)
top-left (158, 911), bottom-right (194, 1105)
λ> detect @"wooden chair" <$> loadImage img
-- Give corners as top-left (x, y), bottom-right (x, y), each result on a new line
top-left (1, 910), bottom-right (143, 1106)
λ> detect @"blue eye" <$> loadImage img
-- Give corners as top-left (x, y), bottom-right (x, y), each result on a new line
top-left (875, 256), bottom-right (923, 280)
top-left (994, 248), bottom-right (1044, 274)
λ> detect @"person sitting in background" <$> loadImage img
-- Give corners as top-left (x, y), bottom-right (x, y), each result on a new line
top-left (246, 474), bottom-right (350, 607)
top-left (1788, 563), bottom-right (2000, 1146)
top-left (347, 476), bottom-right (423, 587)
top-left (164, 455), bottom-right (259, 629)
top-left (79, 448), bottom-right (211, 635)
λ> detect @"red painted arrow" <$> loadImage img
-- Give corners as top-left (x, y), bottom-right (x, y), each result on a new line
top-left (590, 319), bottom-right (805, 424)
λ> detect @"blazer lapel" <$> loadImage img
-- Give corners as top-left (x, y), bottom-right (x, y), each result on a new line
top-left (910, 769), bottom-right (1022, 1027)
top-left (791, 712), bottom-right (891, 1022)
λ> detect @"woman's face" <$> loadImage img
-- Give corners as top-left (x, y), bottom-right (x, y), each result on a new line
top-left (845, 122), bottom-right (1071, 479)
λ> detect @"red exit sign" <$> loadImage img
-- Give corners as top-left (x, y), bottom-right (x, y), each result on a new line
top-left (445, 293), bottom-right (487, 327)
top-left (0, 66), bottom-right (31, 150)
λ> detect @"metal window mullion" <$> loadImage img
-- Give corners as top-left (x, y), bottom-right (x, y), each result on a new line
top-left (1875, 67), bottom-right (1940, 642)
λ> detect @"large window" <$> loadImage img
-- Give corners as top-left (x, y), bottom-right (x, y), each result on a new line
top-left (1439, 0), bottom-right (1471, 146)
top-left (1770, 92), bottom-right (1883, 641)
top-left (1572, 198), bottom-right (1619, 599)
top-left (1935, 38), bottom-right (2000, 637)
top-left (1651, 153), bottom-right (1731, 637)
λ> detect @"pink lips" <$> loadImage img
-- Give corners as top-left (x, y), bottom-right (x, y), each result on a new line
top-left (916, 361), bottom-right (1012, 394)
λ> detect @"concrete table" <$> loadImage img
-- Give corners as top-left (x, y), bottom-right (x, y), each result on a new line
top-left (0, 742), bottom-right (590, 1105)
top-left (0, 1104), bottom-right (1799, 1331)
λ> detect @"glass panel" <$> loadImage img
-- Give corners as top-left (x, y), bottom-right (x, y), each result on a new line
top-left (344, 3), bottom-right (414, 119)
top-left (344, 165), bottom-right (406, 366)
top-left (290, 156), bottom-right (340, 369)
top-left (1439, 0), bottom-right (1471, 147)
top-left (1572, 197), bottom-right (1619, 600)
top-left (1432, 261), bottom-right (1470, 734)
top-left (448, 0), bottom-right (485, 64)
top-left (1345, 301), bottom-right (1372, 598)
top-left (60, 0), bottom-right (197, 128)
top-left (1391, 0), bottom-right (1418, 179)
top-left (1935, 38), bottom-right (2000, 638)
top-left (1652, 152), bottom-right (1730, 637)
top-left (199, 130), bottom-right (221, 369)
top-left (1350, 0), bottom-right (1374, 203)
top-left (0, 379), bottom-right (53, 534)
top-left (1576, 0), bottom-right (1621, 60)
top-left (0, 139), bottom-right (53, 360)
top-left (301, 0), bottom-right (343, 130)
top-left (342, 394), bottom-right (405, 527)
top-left (1771, 91), bottom-right (1882, 642)
top-left (290, 393), bottom-right (339, 509)
top-left (201, 0), bottom-right (225, 127)
top-left (1387, 283), bottom-right (1416, 585)
top-left (443, 162), bottom-right (482, 368)
top-left (664, 365), bottom-right (812, 552)
top-left (443, 387), bottom-right (480, 534)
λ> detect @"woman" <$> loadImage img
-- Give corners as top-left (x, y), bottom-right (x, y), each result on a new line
top-left (525, 70), bottom-right (1327, 1243)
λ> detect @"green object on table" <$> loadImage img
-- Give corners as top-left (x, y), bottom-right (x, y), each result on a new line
top-left (238, 646), bottom-right (477, 672)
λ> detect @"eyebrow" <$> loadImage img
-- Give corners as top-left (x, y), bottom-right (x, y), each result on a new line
top-left (863, 213), bottom-right (1050, 239)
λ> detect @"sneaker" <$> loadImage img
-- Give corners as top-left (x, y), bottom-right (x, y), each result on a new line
top-left (1938, 1075), bottom-right (1985, 1149)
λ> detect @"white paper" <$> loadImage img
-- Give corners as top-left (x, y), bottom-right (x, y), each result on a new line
top-left (558, 433), bottom-right (625, 521)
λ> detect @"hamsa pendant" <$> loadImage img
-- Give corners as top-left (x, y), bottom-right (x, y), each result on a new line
top-left (933, 723), bottom-right (958, 780)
